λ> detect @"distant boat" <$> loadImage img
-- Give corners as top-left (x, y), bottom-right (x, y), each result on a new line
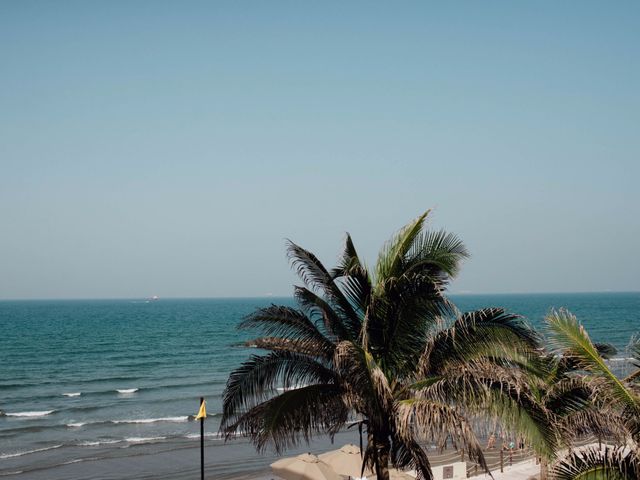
top-left (151, 295), bottom-right (159, 301)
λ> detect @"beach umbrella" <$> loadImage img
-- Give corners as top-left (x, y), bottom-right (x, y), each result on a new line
top-left (319, 444), bottom-right (374, 478)
top-left (271, 453), bottom-right (342, 480)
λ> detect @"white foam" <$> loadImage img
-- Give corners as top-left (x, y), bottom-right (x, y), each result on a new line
top-left (112, 416), bottom-right (188, 424)
top-left (79, 440), bottom-right (121, 447)
top-left (116, 388), bottom-right (138, 394)
top-left (63, 392), bottom-right (81, 397)
top-left (607, 357), bottom-right (634, 363)
top-left (5, 410), bottom-right (54, 418)
top-left (0, 444), bottom-right (62, 459)
top-left (66, 422), bottom-right (87, 428)
top-left (185, 432), bottom-right (223, 440)
top-left (124, 436), bottom-right (166, 443)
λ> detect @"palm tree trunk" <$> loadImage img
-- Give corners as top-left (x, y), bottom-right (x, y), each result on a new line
top-left (539, 457), bottom-right (548, 480)
top-left (372, 432), bottom-right (391, 480)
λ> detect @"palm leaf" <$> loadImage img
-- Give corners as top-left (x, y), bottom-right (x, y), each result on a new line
top-left (222, 351), bottom-right (338, 426)
top-left (405, 229), bottom-right (469, 279)
top-left (422, 308), bottom-right (541, 375)
top-left (546, 309), bottom-right (639, 413)
top-left (286, 240), bottom-right (362, 336)
top-left (240, 305), bottom-right (334, 354)
top-left (397, 398), bottom-right (488, 473)
top-left (224, 384), bottom-right (349, 453)
top-left (293, 286), bottom-right (352, 341)
top-left (552, 446), bottom-right (640, 480)
top-left (374, 210), bottom-right (430, 285)
top-left (390, 434), bottom-right (434, 480)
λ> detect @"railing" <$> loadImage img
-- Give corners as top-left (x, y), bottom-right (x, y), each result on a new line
top-left (463, 435), bottom-right (607, 477)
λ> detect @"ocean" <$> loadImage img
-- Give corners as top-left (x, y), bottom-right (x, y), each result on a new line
top-left (1, 293), bottom-right (638, 479)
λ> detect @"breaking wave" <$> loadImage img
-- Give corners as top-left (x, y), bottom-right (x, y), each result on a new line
top-left (5, 410), bottom-right (54, 418)
top-left (0, 444), bottom-right (62, 459)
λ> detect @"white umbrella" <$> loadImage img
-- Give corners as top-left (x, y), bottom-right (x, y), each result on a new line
top-left (271, 453), bottom-right (342, 480)
top-left (319, 443), bottom-right (374, 478)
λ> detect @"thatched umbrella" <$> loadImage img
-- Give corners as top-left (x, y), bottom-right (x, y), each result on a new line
top-left (271, 453), bottom-right (342, 480)
top-left (319, 444), bottom-right (374, 479)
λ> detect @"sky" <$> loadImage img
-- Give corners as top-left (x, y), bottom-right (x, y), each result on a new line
top-left (1, 1), bottom-right (639, 299)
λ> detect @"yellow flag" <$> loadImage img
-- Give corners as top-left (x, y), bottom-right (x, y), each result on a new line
top-left (196, 400), bottom-right (206, 420)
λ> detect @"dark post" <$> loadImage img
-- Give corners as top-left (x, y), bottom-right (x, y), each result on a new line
top-left (200, 397), bottom-right (205, 480)
top-left (500, 449), bottom-right (504, 473)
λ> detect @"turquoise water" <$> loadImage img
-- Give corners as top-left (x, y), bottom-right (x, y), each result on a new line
top-left (0, 293), bottom-right (638, 479)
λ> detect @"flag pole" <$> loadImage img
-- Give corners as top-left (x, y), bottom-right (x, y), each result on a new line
top-left (200, 396), bottom-right (205, 480)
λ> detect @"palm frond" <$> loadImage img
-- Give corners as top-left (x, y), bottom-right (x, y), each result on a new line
top-left (624, 335), bottom-right (640, 383)
top-left (552, 446), bottom-right (640, 480)
top-left (405, 229), bottom-right (469, 279)
top-left (422, 308), bottom-right (541, 376)
top-left (240, 305), bottom-right (334, 354)
top-left (334, 341), bottom-right (393, 426)
top-left (390, 434), bottom-right (434, 480)
top-left (397, 398), bottom-right (488, 473)
top-left (416, 359), bottom-right (557, 460)
top-left (293, 286), bottom-right (351, 341)
top-left (330, 233), bottom-right (372, 316)
top-left (546, 309), bottom-right (640, 414)
top-left (222, 351), bottom-right (338, 427)
top-left (244, 337), bottom-right (324, 356)
top-left (224, 384), bottom-right (349, 453)
top-left (286, 240), bottom-right (362, 336)
top-left (332, 233), bottom-right (365, 278)
top-left (374, 210), bottom-right (430, 284)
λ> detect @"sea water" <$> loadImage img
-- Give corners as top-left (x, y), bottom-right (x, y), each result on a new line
top-left (1, 293), bottom-right (638, 479)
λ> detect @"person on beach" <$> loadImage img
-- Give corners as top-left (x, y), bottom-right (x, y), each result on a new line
top-left (487, 433), bottom-right (496, 449)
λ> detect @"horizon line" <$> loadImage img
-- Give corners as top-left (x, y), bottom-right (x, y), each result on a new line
top-left (0, 290), bottom-right (638, 302)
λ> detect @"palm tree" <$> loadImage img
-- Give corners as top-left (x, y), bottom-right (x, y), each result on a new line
top-left (221, 211), bottom-right (545, 480)
top-left (530, 341), bottom-right (621, 479)
top-left (546, 309), bottom-right (640, 479)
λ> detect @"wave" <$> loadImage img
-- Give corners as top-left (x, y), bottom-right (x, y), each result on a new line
top-left (63, 392), bottom-right (81, 397)
top-left (606, 357), bottom-right (634, 363)
top-left (112, 416), bottom-right (189, 424)
top-left (0, 444), bottom-right (62, 459)
top-left (0, 376), bottom-right (146, 390)
top-left (116, 388), bottom-right (138, 394)
top-left (123, 436), bottom-right (166, 444)
top-left (5, 410), bottom-right (54, 418)
top-left (67, 416), bottom-right (194, 428)
top-left (79, 440), bottom-right (122, 447)
top-left (80, 436), bottom-right (166, 447)
top-left (185, 429), bottom-right (245, 440)
top-left (184, 432), bottom-right (224, 440)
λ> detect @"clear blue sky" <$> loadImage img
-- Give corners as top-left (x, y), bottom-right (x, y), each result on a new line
top-left (1, 1), bottom-right (638, 299)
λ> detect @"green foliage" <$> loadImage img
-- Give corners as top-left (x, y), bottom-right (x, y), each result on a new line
top-left (221, 213), bottom-right (640, 480)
